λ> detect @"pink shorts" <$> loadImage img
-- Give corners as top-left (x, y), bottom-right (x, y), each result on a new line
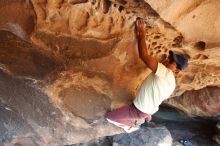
top-left (106, 103), bottom-right (151, 127)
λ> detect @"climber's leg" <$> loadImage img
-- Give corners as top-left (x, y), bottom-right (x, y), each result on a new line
top-left (106, 103), bottom-right (150, 127)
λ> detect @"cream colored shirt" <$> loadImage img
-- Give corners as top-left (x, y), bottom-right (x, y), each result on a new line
top-left (133, 63), bottom-right (176, 114)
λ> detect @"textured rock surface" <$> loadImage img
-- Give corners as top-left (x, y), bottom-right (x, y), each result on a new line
top-left (0, 0), bottom-right (35, 40)
top-left (0, 0), bottom-right (220, 145)
top-left (30, 0), bottom-right (220, 117)
top-left (145, 0), bottom-right (220, 116)
top-left (29, 0), bottom-right (185, 124)
top-left (0, 69), bottom-right (124, 145)
top-left (73, 127), bottom-right (172, 146)
top-left (112, 127), bottom-right (172, 146)
top-left (145, 0), bottom-right (220, 45)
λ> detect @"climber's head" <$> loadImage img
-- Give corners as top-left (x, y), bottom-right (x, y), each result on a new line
top-left (164, 50), bottom-right (188, 74)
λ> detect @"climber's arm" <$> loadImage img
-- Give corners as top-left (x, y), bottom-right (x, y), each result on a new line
top-left (136, 19), bottom-right (158, 73)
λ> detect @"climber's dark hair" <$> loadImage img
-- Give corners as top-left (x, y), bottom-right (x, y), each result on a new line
top-left (168, 50), bottom-right (189, 70)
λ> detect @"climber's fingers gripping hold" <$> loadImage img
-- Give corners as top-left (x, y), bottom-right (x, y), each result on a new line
top-left (136, 18), bottom-right (146, 37)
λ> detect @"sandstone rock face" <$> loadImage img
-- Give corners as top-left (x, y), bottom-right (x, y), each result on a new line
top-left (0, 0), bottom-right (220, 145)
top-left (0, 0), bottom-right (35, 40)
top-left (30, 0), bottom-right (220, 117)
top-left (30, 0), bottom-right (184, 121)
top-left (145, 0), bottom-right (220, 116)
top-left (145, 0), bottom-right (220, 45)
top-left (0, 31), bottom-right (125, 145)
top-left (166, 86), bottom-right (220, 116)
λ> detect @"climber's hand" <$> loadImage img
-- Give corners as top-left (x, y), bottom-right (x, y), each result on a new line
top-left (136, 18), bottom-right (146, 37)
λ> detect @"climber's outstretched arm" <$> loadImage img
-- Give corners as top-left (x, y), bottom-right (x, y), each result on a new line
top-left (136, 18), bottom-right (158, 73)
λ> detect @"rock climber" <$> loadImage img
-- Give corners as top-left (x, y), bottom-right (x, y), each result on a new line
top-left (106, 18), bottom-right (189, 133)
